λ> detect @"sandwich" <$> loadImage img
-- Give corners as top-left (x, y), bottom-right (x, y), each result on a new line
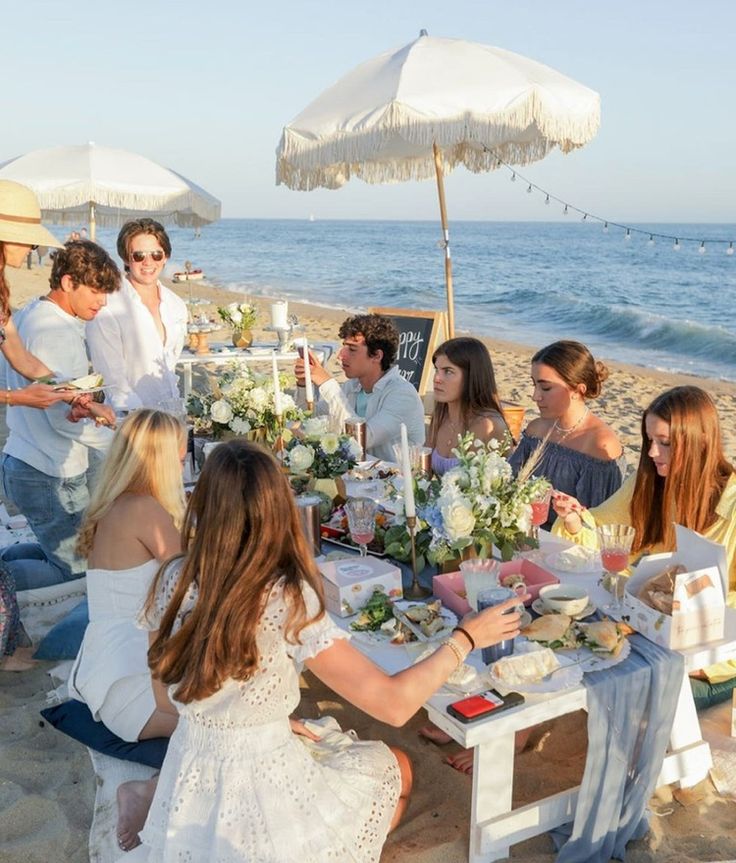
top-left (576, 620), bottom-right (627, 656)
top-left (53, 373), bottom-right (104, 391)
top-left (492, 648), bottom-right (560, 685)
top-left (520, 613), bottom-right (574, 649)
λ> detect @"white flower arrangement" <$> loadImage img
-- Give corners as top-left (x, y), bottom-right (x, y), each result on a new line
top-left (187, 360), bottom-right (301, 442)
top-left (282, 424), bottom-right (362, 479)
top-left (420, 433), bottom-right (548, 562)
top-left (217, 301), bottom-right (257, 330)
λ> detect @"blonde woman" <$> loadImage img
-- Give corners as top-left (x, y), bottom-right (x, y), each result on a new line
top-left (68, 409), bottom-right (187, 743)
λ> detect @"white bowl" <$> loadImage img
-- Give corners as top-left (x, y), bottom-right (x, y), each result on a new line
top-left (539, 583), bottom-right (589, 617)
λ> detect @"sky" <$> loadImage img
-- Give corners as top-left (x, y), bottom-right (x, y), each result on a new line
top-left (3, 0), bottom-right (735, 222)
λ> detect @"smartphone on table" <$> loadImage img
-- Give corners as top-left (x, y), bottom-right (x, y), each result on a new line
top-left (447, 689), bottom-right (525, 723)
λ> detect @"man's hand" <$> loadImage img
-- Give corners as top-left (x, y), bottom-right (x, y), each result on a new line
top-left (294, 349), bottom-right (330, 387)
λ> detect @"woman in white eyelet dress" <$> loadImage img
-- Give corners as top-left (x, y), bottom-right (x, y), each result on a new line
top-left (122, 441), bottom-right (524, 863)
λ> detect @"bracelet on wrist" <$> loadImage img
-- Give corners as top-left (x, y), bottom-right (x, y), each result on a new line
top-left (442, 636), bottom-right (469, 668)
top-left (452, 626), bottom-right (475, 651)
top-left (4, 389), bottom-right (11, 406)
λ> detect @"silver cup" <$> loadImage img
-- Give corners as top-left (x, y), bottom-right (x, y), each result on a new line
top-left (344, 418), bottom-right (367, 460)
top-left (296, 493), bottom-right (323, 556)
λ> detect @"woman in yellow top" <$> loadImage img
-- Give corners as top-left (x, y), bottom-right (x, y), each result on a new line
top-left (552, 385), bottom-right (736, 708)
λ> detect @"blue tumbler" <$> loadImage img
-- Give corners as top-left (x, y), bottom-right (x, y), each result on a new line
top-left (477, 586), bottom-right (517, 664)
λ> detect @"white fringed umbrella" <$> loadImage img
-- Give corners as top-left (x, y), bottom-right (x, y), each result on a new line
top-left (276, 32), bottom-right (600, 335)
top-left (0, 143), bottom-right (221, 241)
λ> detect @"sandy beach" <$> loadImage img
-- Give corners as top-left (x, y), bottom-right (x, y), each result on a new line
top-left (1, 261), bottom-right (736, 863)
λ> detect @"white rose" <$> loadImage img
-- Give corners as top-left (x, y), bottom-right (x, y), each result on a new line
top-left (227, 302), bottom-right (240, 313)
top-left (303, 416), bottom-right (329, 438)
top-left (210, 399), bottom-right (234, 424)
top-left (441, 500), bottom-right (476, 543)
top-left (280, 393), bottom-right (296, 412)
top-left (289, 444), bottom-right (315, 473)
top-left (321, 433), bottom-right (340, 455)
top-left (249, 387), bottom-right (268, 411)
top-left (230, 309), bottom-right (243, 325)
top-left (230, 417), bottom-right (251, 435)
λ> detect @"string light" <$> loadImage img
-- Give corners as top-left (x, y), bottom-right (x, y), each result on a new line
top-left (482, 146), bottom-right (735, 255)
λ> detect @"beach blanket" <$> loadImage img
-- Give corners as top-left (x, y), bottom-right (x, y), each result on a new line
top-left (551, 634), bottom-right (684, 862)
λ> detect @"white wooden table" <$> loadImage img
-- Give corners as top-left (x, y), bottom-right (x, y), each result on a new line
top-left (176, 341), bottom-right (335, 397)
top-left (333, 538), bottom-right (736, 863)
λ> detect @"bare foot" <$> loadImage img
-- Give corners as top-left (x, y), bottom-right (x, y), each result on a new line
top-left (418, 723), bottom-right (453, 745)
top-left (117, 776), bottom-right (158, 852)
top-left (445, 749), bottom-right (475, 774)
top-left (0, 653), bottom-right (37, 672)
top-left (443, 730), bottom-right (533, 776)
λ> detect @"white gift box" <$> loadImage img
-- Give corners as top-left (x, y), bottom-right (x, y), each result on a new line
top-left (622, 525), bottom-right (727, 650)
top-left (318, 556), bottom-right (403, 617)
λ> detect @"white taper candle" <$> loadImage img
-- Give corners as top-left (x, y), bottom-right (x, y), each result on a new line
top-left (400, 423), bottom-right (416, 518)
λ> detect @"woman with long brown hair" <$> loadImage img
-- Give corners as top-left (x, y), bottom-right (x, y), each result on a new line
top-left (427, 336), bottom-right (508, 475)
top-left (553, 385), bottom-right (736, 707)
top-left (123, 440), bottom-right (524, 862)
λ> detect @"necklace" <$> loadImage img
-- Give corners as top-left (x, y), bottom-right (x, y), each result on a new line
top-left (445, 416), bottom-right (465, 448)
top-left (552, 406), bottom-right (589, 442)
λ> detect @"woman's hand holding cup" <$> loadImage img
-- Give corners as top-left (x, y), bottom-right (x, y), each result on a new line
top-left (459, 593), bottom-right (530, 649)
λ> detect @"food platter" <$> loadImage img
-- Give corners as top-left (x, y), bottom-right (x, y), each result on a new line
top-left (488, 642), bottom-right (584, 693)
top-left (557, 637), bottom-right (631, 672)
top-left (350, 600), bottom-right (457, 648)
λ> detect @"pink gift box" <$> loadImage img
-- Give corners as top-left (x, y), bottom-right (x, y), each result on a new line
top-left (433, 559), bottom-right (559, 616)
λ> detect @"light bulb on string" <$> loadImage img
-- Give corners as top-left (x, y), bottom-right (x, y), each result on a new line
top-left (563, 204), bottom-right (568, 215)
top-left (603, 222), bottom-right (609, 233)
top-left (625, 229), bottom-right (631, 241)
top-left (582, 213), bottom-right (587, 221)
top-left (545, 195), bottom-right (550, 205)
top-left (673, 239), bottom-right (681, 251)
top-left (728, 242), bottom-right (734, 256)
top-left (648, 235), bottom-right (655, 246)
top-left (511, 172), bottom-right (516, 182)
top-left (699, 241), bottom-right (706, 255)
top-left (527, 184), bottom-right (533, 194)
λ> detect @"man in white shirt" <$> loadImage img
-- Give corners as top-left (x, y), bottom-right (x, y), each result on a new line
top-left (1, 241), bottom-right (118, 590)
top-left (295, 313), bottom-right (425, 462)
top-left (86, 219), bottom-right (188, 411)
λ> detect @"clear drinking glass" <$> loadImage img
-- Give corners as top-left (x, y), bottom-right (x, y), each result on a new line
top-left (597, 524), bottom-right (636, 613)
top-left (529, 486), bottom-right (552, 541)
top-left (459, 558), bottom-right (500, 611)
top-left (345, 496), bottom-right (378, 558)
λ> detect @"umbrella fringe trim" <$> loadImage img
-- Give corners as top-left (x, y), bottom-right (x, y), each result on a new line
top-left (276, 93), bottom-right (599, 190)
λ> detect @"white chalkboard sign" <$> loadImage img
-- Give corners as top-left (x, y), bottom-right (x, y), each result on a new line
top-left (370, 307), bottom-right (448, 395)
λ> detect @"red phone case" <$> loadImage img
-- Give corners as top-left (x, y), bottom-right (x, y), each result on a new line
top-left (450, 691), bottom-right (505, 719)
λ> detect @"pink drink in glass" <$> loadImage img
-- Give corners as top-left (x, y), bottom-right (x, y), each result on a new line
top-left (351, 531), bottom-right (375, 546)
top-left (531, 499), bottom-right (550, 526)
top-left (601, 549), bottom-right (628, 572)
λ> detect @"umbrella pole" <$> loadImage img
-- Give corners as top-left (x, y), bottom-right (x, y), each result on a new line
top-left (89, 202), bottom-right (96, 242)
top-left (433, 143), bottom-right (455, 338)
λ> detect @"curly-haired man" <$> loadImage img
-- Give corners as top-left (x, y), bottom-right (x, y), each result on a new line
top-left (295, 313), bottom-right (424, 461)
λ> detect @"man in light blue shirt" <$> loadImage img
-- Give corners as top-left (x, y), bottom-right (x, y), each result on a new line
top-left (2, 241), bottom-right (119, 590)
top-left (295, 313), bottom-right (425, 462)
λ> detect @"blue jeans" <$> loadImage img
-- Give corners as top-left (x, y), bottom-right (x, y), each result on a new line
top-left (1, 454), bottom-right (89, 591)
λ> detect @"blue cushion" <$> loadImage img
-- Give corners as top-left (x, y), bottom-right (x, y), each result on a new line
top-left (40, 699), bottom-right (168, 769)
top-left (33, 598), bottom-right (89, 660)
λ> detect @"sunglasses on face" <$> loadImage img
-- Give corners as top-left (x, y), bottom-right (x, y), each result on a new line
top-left (130, 250), bottom-right (165, 263)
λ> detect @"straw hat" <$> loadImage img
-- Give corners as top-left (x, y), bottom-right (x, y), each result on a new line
top-left (0, 180), bottom-right (63, 248)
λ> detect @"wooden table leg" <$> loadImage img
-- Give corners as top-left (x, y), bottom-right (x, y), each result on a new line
top-left (469, 731), bottom-right (515, 863)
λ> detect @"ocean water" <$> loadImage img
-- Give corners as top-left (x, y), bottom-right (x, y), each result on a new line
top-left (93, 219), bottom-right (736, 382)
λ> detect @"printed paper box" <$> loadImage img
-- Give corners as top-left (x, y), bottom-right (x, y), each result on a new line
top-left (622, 525), bottom-right (727, 650)
top-left (319, 557), bottom-right (403, 617)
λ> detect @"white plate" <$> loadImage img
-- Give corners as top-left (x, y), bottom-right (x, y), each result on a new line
top-left (558, 636), bottom-right (631, 672)
top-left (350, 600), bottom-right (457, 648)
top-left (545, 547), bottom-right (602, 574)
top-left (531, 598), bottom-right (597, 621)
top-left (488, 642), bottom-right (584, 693)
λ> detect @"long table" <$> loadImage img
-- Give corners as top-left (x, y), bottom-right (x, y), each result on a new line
top-left (331, 540), bottom-right (736, 863)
